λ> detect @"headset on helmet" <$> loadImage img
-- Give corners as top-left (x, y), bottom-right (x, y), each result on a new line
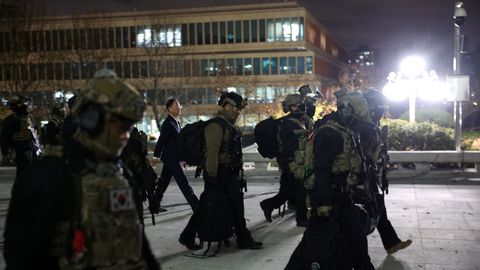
top-left (73, 69), bottom-right (146, 137)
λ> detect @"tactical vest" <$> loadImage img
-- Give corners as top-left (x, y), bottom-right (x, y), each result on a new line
top-left (216, 117), bottom-right (243, 168)
top-left (302, 120), bottom-right (363, 208)
top-left (321, 120), bottom-right (362, 189)
top-left (47, 148), bottom-right (146, 270)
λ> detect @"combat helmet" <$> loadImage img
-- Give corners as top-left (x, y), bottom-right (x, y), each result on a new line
top-left (364, 88), bottom-right (387, 123)
top-left (364, 89), bottom-right (387, 111)
top-left (218, 91), bottom-right (247, 109)
top-left (7, 96), bottom-right (29, 116)
top-left (336, 91), bottom-right (370, 124)
top-left (73, 69), bottom-right (146, 135)
top-left (285, 93), bottom-right (304, 108)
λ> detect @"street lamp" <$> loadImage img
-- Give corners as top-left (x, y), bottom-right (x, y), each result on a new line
top-left (400, 56), bottom-right (425, 123)
top-left (383, 57), bottom-right (449, 123)
top-left (452, 1), bottom-right (467, 151)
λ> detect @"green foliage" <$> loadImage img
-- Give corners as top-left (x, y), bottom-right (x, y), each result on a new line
top-left (399, 107), bottom-right (453, 128)
top-left (381, 118), bottom-right (454, 150)
top-left (462, 131), bottom-right (480, 150)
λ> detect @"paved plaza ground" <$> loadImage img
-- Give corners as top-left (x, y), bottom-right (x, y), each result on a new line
top-left (0, 166), bottom-right (480, 269)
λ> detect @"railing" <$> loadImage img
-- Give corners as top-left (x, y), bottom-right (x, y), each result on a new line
top-left (242, 145), bottom-right (480, 173)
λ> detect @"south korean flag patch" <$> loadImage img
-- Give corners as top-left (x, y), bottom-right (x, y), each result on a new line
top-left (109, 188), bottom-right (134, 212)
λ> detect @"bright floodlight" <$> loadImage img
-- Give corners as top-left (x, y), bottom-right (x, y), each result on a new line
top-left (400, 56), bottom-right (426, 79)
top-left (383, 81), bottom-right (409, 101)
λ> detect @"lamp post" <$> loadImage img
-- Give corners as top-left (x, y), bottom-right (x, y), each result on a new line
top-left (400, 56), bottom-right (425, 123)
top-left (453, 1), bottom-right (466, 151)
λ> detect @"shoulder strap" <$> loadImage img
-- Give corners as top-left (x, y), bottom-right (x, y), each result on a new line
top-left (317, 120), bottom-right (348, 135)
top-left (284, 116), bottom-right (306, 130)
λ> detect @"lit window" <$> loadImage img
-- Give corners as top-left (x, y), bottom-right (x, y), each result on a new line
top-left (306, 56), bottom-right (313, 74)
top-left (167, 25), bottom-right (174, 47)
top-left (291, 17), bottom-right (300, 41)
top-left (282, 18), bottom-right (291, 41)
top-left (267, 19), bottom-right (274, 42)
top-left (160, 26), bottom-right (167, 45)
top-left (174, 25), bottom-right (181, 46)
top-left (145, 28), bottom-right (152, 47)
top-left (137, 32), bottom-right (145, 47)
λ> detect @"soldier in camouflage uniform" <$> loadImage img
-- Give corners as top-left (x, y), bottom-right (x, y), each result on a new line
top-left (359, 89), bottom-right (412, 254)
top-left (179, 92), bottom-right (263, 251)
top-left (260, 94), bottom-right (309, 227)
top-left (0, 96), bottom-right (41, 178)
top-left (4, 70), bottom-right (160, 270)
top-left (287, 91), bottom-right (375, 270)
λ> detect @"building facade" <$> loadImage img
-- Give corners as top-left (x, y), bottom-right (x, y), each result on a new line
top-left (0, 2), bottom-right (347, 131)
top-left (348, 45), bottom-right (379, 89)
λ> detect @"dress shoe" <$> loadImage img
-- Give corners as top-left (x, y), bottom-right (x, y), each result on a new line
top-left (387, 239), bottom-right (412, 254)
top-left (237, 240), bottom-right (263, 250)
top-left (260, 201), bottom-right (273, 222)
top-left (158, 207), bottom-right (167, 213)
top-left (178, 238), bottom-right (202, 250)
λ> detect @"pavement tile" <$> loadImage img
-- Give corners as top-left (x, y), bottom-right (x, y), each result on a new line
top-left (1, 167), bottom-right (480, 269)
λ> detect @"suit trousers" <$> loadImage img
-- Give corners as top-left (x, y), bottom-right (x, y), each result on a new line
top-left (155, 160), bottom-right (199, 209)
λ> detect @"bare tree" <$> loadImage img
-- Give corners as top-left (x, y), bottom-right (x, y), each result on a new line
top-left (129, 20), bottom-right (192, 132)
top-left (0, 1), bottom-right (48, 96)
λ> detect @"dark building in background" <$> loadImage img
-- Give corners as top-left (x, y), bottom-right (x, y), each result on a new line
top-left (0, 2), bottom-right (348, 132)
top-left (348, 45), bottom-right (380, 89)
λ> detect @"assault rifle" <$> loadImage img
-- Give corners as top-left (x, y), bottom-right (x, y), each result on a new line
top-left (143, 164), bottom-right (159, 225)
top-left (352, 132), bottom-right (372, 200)
top-left (380, 126), bottom-right (389, 194)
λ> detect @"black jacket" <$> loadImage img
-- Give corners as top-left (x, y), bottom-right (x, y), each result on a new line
top-left (153, 115), bottom-right (181, 163)
top-left (3, 139), bottom-right (160, 270)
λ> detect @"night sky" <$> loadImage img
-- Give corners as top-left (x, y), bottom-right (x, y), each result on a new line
top-left (13, 0), bottom-right (480, 77)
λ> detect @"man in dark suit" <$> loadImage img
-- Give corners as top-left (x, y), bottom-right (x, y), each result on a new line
top-left (153, 99), bottom-right (199, 211)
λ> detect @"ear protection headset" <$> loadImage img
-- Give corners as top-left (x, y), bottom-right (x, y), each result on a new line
top-left (77, 102), bottom-right (106, 137)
